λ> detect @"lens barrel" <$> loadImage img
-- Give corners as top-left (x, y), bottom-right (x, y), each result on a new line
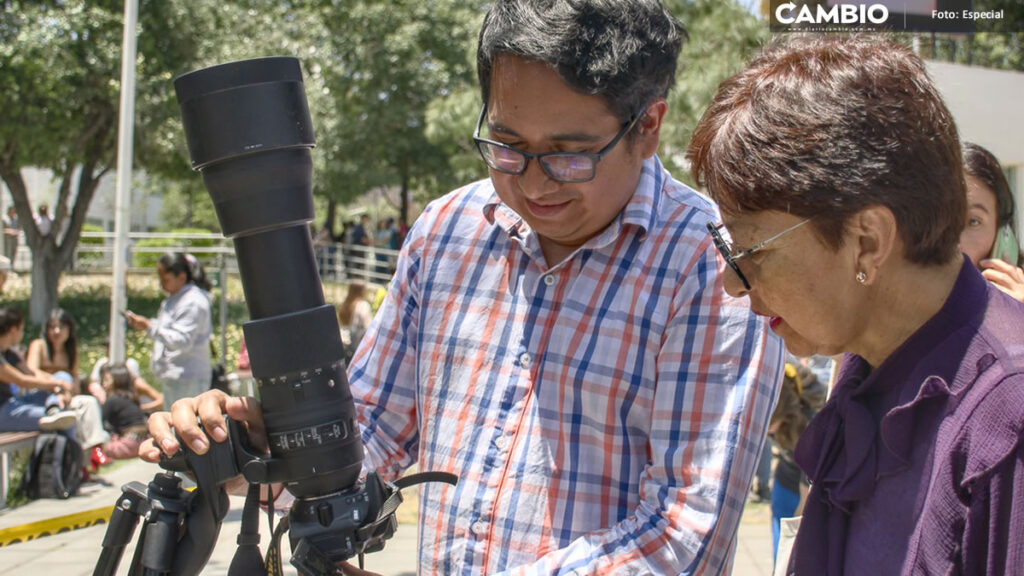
top-left (175, 57), bottom-right (364, 498)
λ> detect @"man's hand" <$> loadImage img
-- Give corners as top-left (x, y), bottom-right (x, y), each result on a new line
top-left (141, 389), bottom-right (268, 459)
top-left (980, 258), bottom-right (1024, 303)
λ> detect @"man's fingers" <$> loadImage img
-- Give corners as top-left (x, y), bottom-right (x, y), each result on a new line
top-left (195, 390), bottom-right (232, 444)
top-left (224, 395), bottom-right (269, 453)
top-left (138, 438), bottom-right (160, 462)
top-left (145, 391), bottom-right (267, 459)
top-left (144, 410), bottom-right (178, 459)
top-left (170, 395), bottom-right (210, 455)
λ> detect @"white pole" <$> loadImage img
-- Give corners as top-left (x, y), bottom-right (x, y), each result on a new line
top-left (109, 0), bottom-right (139, 364)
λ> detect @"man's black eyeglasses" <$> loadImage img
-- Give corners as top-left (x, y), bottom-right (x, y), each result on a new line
top-left (706, 218), bottom-right (812, 290)
top-left (472, 104), bottom-right (647, 184)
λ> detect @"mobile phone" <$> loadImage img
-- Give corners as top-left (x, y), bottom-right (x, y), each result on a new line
top-left (990, 224), bottom-right (1020, 265)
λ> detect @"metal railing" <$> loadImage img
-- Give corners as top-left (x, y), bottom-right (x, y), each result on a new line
top-left (4, 231), bottom-right (399, 285)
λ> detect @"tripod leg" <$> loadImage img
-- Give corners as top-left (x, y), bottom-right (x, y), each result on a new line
top-left (93, 481), bottom-right (149, 576)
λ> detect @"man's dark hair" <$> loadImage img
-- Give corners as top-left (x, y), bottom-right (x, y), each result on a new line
top-left (0, 306), bottom-right (24, 337)
top-left (477, 0), bottom-right (686, 126)
top-left (687, 35), bottom-right (965, 266)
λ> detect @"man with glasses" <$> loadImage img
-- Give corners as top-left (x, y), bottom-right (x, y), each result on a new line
top-left (147, 1), bottom-right (783, 574)
top-left (344, 2), bottom-right (783, 571)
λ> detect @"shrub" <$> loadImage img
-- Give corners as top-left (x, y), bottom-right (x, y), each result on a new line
top-left (132, 228), bottom-right (220, 270)
top-left (76, 223), bottom-right (107, 268)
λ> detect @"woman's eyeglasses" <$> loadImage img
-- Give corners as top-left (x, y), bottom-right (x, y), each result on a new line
top-left (706, 218), bottom-right (812, 290)
top-left (472, 104), bottom-right (646, 184)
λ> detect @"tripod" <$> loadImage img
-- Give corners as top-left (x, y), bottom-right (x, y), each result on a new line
top-left (91, 421), bottom-right (456, 576)
top-left (93, 472), bottom-right (228, 576)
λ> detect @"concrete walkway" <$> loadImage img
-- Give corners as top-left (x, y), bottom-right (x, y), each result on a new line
top-left (0, 459), bottom-right (775, 575)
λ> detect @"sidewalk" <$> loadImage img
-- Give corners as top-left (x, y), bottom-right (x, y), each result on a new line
top-left (0, 459), bottom-right (774, 575)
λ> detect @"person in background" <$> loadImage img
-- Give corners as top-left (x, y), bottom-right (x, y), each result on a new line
top-left (768, 362), bottom-right (826, 563)
top-left (959, 142), bottom-right (1024, 302)
top-left (687, 34), bottom-right (1024, 575)
top-left (751, 435), bottom-right (773, 503)
top-left (0, 255), bottom-right (10, 293)
top-left (125, 252), bottom-right (212, 408)
top-left (27, 308), bottom-right (80, 382)
top-left (3, 206), bottom-right (19, 264)
top-left (351, 214), bottom-right (372, 248)
top-left (34, 203), bottom-right (52, 237)
top-left (99, 363), bottom-right (150, 460)
top-left (25, 307), bottom-right (110, 466)
top-left (350, 214), bottom-right (373, 279)
top-left (374, 218), bottom-right (394, 275)
top-left (88, 355), bottom-right (164, 413)
top-left (144, 2), bottom-right (784, 574)
top-left (0, 306), bottom-right (77, 433)
top-left (337, 279), bottom-right (373, 362)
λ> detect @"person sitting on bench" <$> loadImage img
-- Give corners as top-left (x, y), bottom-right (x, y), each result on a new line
top-left (0, 306), bottom-right (76, 434)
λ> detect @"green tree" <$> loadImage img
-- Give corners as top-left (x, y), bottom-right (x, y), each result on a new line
top-left (0, 0), bottom-right (218, 322)
top-left (0, 1), bottom-right (333, 322)
top-left (661, 0), bottom-right (768, 181)
top-left (315, 0), bottom-right (484, 228)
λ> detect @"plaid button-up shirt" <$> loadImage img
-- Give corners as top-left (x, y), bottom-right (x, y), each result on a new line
top-left (349, 156), bottom-right (783, 575)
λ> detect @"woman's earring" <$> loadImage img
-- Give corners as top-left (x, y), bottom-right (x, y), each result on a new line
top-left (856, 271), bottom-right (867, 285)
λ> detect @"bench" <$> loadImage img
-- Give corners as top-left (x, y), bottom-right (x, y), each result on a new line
top-left (0, 431), bottom-right (39, 510)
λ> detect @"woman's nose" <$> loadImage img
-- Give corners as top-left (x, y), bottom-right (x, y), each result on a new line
top-left (721, 263), bottom-right (750, 299)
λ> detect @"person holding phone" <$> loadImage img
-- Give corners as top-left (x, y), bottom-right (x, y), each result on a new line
top-left (125, 252), bottom-right (212, 408)
top-left (960, 142), bottom-right (1024, 302)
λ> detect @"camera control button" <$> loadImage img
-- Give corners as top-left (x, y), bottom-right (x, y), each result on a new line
top-left (316, 502), bottom-right (334, 527)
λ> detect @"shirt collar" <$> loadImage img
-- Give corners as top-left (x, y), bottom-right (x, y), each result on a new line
top-left (481, 155), bottom-right (665, 245)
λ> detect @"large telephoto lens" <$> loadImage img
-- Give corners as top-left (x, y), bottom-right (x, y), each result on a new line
top-left (174, 57), bottom-right (363, 498)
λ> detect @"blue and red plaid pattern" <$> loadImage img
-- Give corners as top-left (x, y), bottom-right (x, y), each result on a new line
top-left (349, 155), bottom-right (784, 575)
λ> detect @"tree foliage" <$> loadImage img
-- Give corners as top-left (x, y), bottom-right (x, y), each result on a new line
top-left (662, 0), bottom-right (769, 181)
top-left (313, 0), bottom-right (484, 226)
top-left (0, 0), bottom-right (214, 321)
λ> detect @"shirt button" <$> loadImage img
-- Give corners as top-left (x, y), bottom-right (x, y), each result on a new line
top-left (495, 435), bottom-right (509, 450)
top-left (543, 274), bottom-right (556, 286)
top-left (471, 521), bottom-right (487, 535)
top-left (519, 353), bottom-right (531, 368)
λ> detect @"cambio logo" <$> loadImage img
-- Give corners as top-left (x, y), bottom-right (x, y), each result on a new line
top-left (775, 3), bottom-right (889, 25)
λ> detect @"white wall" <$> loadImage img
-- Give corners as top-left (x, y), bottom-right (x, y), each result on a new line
top-left (1, 167), bottom-right (162, 233)
top-left (927, 60), bottom-right (1024, 239)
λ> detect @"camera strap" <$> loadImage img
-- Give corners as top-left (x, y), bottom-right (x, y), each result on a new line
top-left (228, 483), bottom-right (266, 576)
top-left (265, 513), bottom-right (290, 576)
top-left (355, 471), bottom-right (459, 547)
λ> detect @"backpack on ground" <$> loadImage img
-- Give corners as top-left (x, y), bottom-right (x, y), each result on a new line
top-left (20, 432), bottom-right (83, 499)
